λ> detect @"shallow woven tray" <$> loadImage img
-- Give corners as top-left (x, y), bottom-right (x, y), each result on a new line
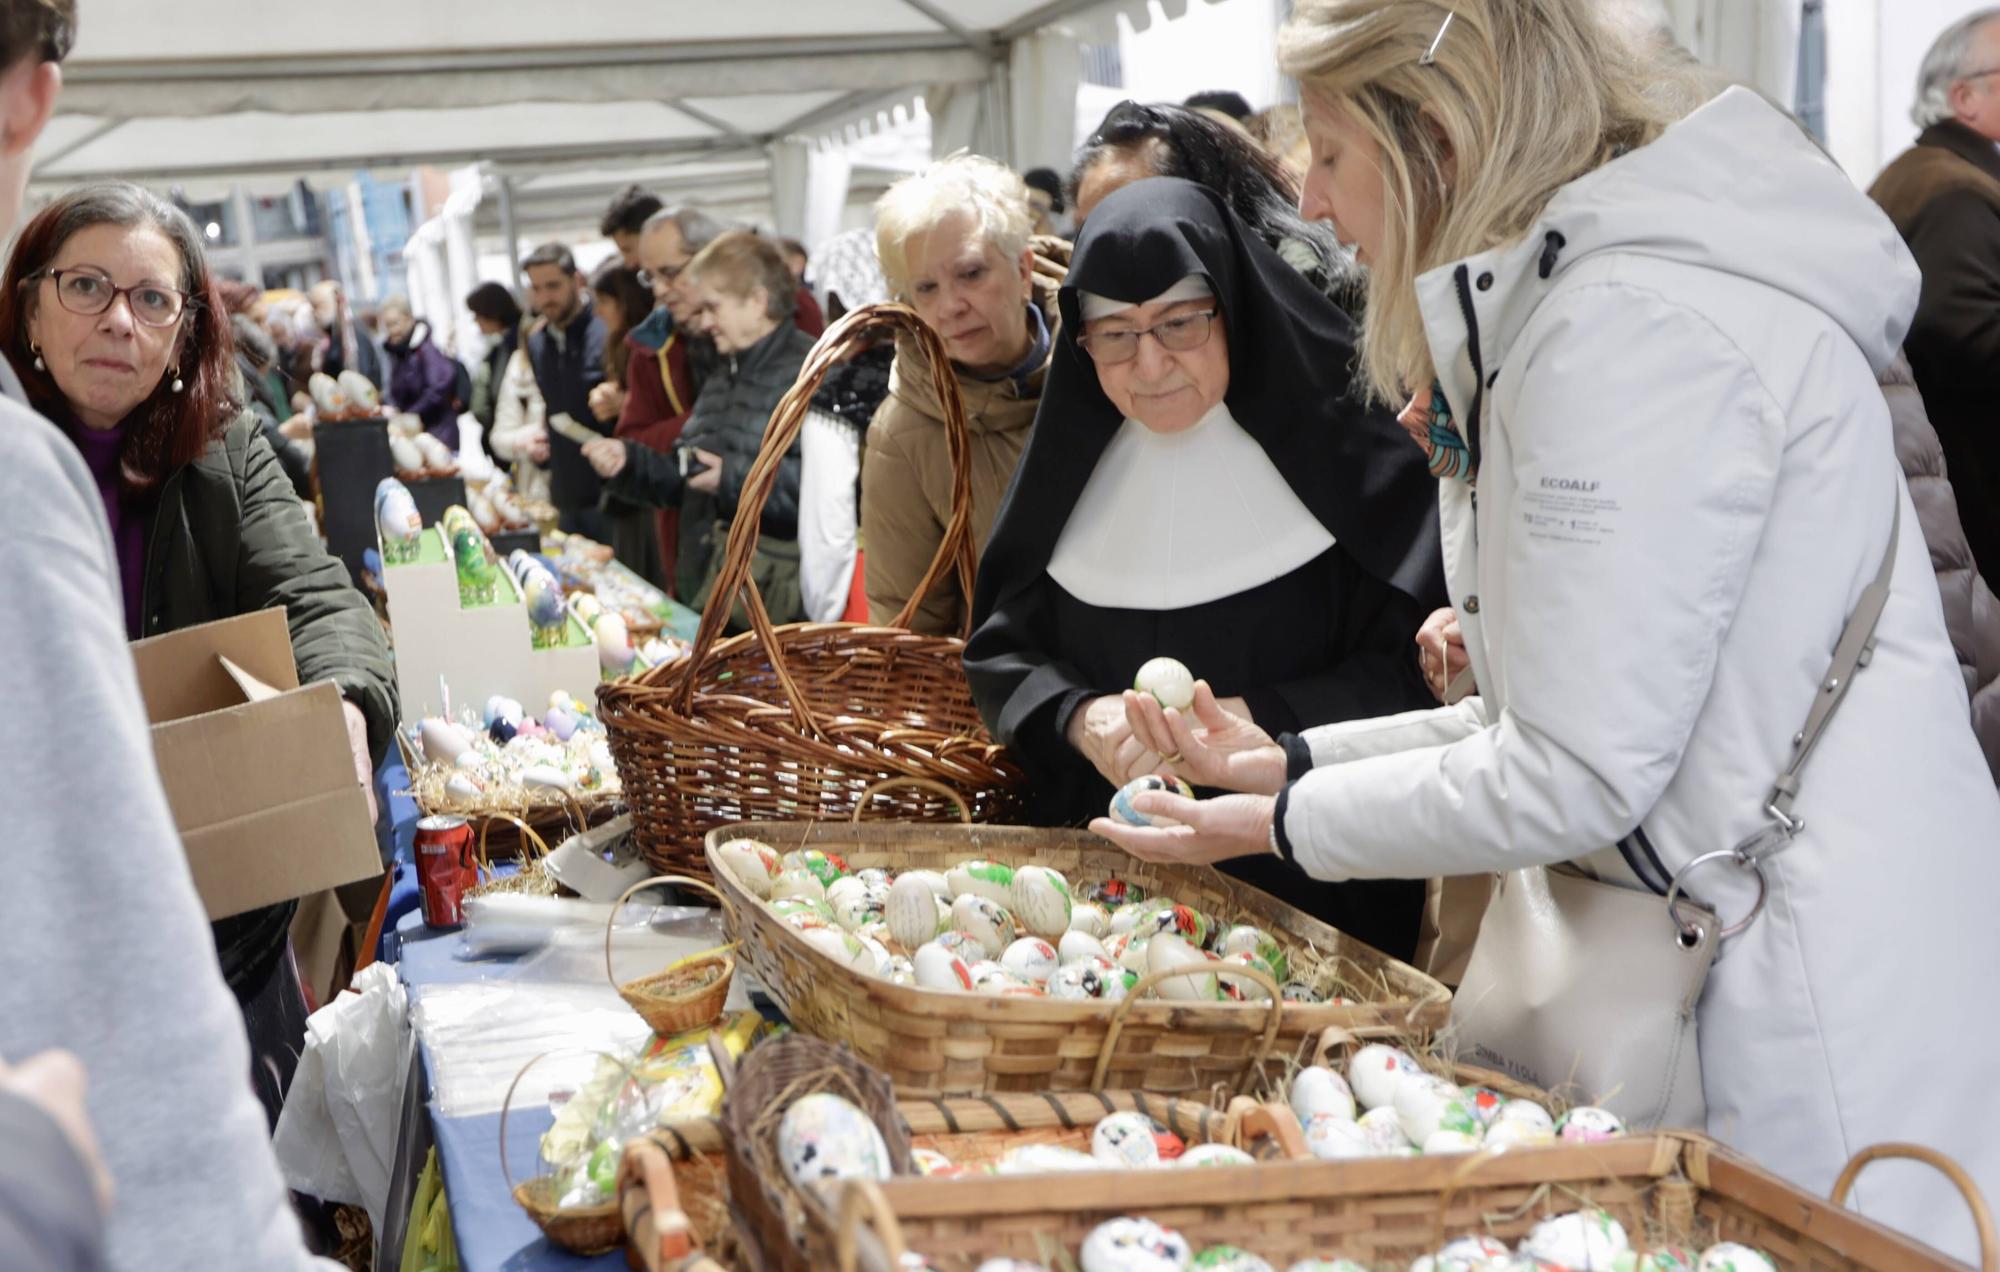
top-left (706, 822), bottom-right (1450, 1098)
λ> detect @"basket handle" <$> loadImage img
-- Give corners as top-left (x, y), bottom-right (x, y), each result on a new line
top-left (1831, 1143), bottom-right (1997, 1272)
top-left (671, 304), bottom-right (981, 727)
top-left (497, 1047), bottom-right (638, 1199)
top-left (1309, 1023), bottom-right (1411, 1071)
top-left (475, 812), bottom-right (555, 879)
top-left (849, 777), bottom-right (973, 825)
top-left (604, 874), bottom-right (731, 994)
top-left (1221, 1095), bottom-right (1310, 1160)
top-left (618, 1137), bottom-right (699, 1268)
top-left (833, 1178), bottom-right (909, 1272)
top-left (1092, 963), bottom-right (1284, 1092)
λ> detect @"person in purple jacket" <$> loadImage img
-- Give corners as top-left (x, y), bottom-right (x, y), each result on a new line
top-left (378, 293), bottom-right (461, 448)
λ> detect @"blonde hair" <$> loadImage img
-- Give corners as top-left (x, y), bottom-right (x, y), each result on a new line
top-left (873, 152), bottom-right (1033, 298)
top-left (1278, 0), bottom-right (1705, 401)
top-left (685, 230), bottom-right (796, 320)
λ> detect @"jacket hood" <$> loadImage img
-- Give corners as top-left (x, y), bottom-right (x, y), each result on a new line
top-left (1419, 88), bottom-right (1920, 413)
top-left (630, 305), bottom-right (675, 353)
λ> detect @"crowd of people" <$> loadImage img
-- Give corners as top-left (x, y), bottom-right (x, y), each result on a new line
top-left (5, 0), bottom-right (2000, 1268)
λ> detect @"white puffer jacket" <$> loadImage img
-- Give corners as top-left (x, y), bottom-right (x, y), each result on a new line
top-left (1280, 89), bottom-right (2000, 1261)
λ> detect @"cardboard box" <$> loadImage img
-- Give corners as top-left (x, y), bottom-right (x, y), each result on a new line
top-left (130, 608), bottom-right (383, 921)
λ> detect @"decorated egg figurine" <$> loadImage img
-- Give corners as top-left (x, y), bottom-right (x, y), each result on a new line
top-left (1069, 901), bottom-right (1111, 938)
top-left (931, 929), bottom-right (984, 961)
top-left (776, 1093), bottom-right (892, 1189)
top-left (1133, 656), bottom-right (1196, 711)
top-left (1349, 1043), bottom-right (1426, 1111)
top-left (1290, 1065), bottom-right (1357, 1124)
top-left (1176, 1143), bottom-right (1255, 1169)
top-left (1460, 1086), bottom-right (1507, 1129)
top-left (887, 873), bottom-right (947, 950)
top-left (1010, 864), bottom-right (1073, 939)
top-left (945, 859), bottom-right (1016, 908)
top-left (1519, 1210), bottom-right (1630, 1269)
top-left (913, 942), bottom-right (975, 992)
top-left (999, 937), bottom-right (1059, 983)
top-left (1107, 931), bottom-right (1153, 976)
top-left (1080, 1217), bottom-right (1194, 1272)
top-left (1556, 1106), bottom-right (1626, 1144)
top-left (1109, 774), bottom-right (1195, 828)
top-left (1190, 1248), bottom-right (1274, 1272)
top-left (1695, 1244), bottom-right (1776, 1272)
top-left (1146, 933), bottom-right (1220, 1001)
top-left (1303, 1113), bottom-right (1374, 1161)
top-left (828, 879), bottom-right (886, 932)
top-left (949, 894), bottom-right (1016, 960)
top-left (1091, 1111), bottom-right (1163, 1169)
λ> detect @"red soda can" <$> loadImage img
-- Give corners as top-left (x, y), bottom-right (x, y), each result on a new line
top-left (415, 814), bottom-right (476, 929)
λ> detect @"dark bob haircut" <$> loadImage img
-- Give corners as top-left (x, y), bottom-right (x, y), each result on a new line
top-left (1, 181), bottom-right (237, 494)
top-left (463, 280), bottom-right (522, 328)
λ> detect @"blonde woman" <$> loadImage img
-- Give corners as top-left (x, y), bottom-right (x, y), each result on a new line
top-left (1090, 1), bottom-right (2000, 1255)
top-left (863, 154), bottom-right (1063, 635)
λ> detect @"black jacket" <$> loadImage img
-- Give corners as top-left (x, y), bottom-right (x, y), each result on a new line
top-left (526, 303), bottom-right (608, 511)
top-left (608, 320), bottom-right (815, 602)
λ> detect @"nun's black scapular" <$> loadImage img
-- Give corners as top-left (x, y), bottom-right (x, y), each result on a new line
top-left (964, 177), bottom-right (1445, 962)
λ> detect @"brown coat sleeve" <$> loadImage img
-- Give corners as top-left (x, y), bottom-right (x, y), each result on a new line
top-left (861, 405), bottom-right (962, 635)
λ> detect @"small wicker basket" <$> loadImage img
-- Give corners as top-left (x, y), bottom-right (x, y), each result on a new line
top-left (498, 1049), bottom-right (632, 1257)
top-left (604, 874), bottom-right (736, 1036)
top-left (465, 812), bottom-right (560, 901)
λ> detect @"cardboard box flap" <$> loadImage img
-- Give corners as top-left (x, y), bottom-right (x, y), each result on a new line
top-left (150, 681), bottom-right (356, 829)
top-left (130, 608), bottom-right (299, 723)
top-left (182, 783), bottom-right (381, 921)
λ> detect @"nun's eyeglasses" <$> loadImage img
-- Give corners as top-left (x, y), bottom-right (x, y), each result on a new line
top-left (1078, 308), bottom-right (1218, 364)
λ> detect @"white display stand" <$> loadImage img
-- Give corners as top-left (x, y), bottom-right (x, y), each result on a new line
top-left (380, 526), bottom-right (599, 722)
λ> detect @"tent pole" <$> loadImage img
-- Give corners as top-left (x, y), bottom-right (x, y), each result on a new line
top-left (497, 174), bottom-right (521, 287)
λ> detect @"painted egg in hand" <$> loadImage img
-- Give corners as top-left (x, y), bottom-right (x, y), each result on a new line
top-left (1133, 656), bottom-right (1195, 711)
top-left (1109, 774), bottom-right (1195, 828)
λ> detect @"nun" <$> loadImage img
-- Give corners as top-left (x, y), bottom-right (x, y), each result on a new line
top-left (965, 178), bottom-right (1445, 959)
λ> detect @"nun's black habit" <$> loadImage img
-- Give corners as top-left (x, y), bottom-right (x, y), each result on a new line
top-left (964, 178), bottom-right (1445, 961)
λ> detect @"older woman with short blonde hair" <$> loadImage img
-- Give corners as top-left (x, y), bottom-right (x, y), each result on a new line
top-left (863, 153), bottom-right (1062, 635)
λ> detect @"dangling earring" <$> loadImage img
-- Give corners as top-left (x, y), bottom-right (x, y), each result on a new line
top-left (170, 366), bottom-right (184, 394)
top-left (30, 341), bottom-right (43, 372)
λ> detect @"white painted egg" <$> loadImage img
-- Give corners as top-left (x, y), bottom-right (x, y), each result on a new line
top-left (1048, 958), bottom-right (1130, 1001)
top-left (1133, 656), bottom-right (1195, 711)
top-left (897, 868), bottom-right (951, 899)
top-left (1215, 925), bottom-right (1289, 982)
top-left (1519, 1210), bottom-right (1630, 1269)
top-left (389, 431), bottom-right (424, 474)
top-left (1059, 930), bottom-right (1110, 964)
top-left (855, 867), bottom-right (891, 887)
top-left (1217, 952), bottom-right (1276, 1001)
top-left (800, 925), bottom-right (878, 974)
top-left (828, 877), bottom-right (887, 931)
top-left (1010, 864), bottom-right (1073, 939)
top-left (1109, 774), bottom-right (1194, 828)
top-left (1624, 1249), bottom-right (1699, 1272)
top-left (520, 765), bottom-right (572, 790)
top-left (772, 897), bottom-right (833, 927)
top-left (1410, 1235), bottom-right (1514, 1272)
top-left (1492, 1099), bottom-right (1555, 1133)
top-left (949, 894), bottom-right (1016, 959)
top-left (1695, 1243), bottom-right (1776, 1272)
top-left (995, 1144), bottom-right (1099, 1175)
top-left (776, 1093), bottom-right (892, 1190)
top-left (594, 612), bottom-right (635, 674)
top-left (1358, 1106), bottom-right (1417, 1156)
top-left (877, 955), bottom-right (915, 986)
top-left (1482, 1119), bottom-right (1555, 1152)
top-left (1107, 932), bottom-right (1152, 976)
top-left (418, 717), bottom-right (473, 764)
top-left (1189, 1248), bottom-right (1273, 1272)
top-left (1422, 1129), bottom-right (1483, 1154)
top-left (1303, 1113), bottom-right (1374, 1161)
top-left (931, 929), bottom-right (984, 961)
top-left (1146, 933), bottom-right (1219, 1001)
top-left (1396, 1075), bottom-right (1482, 1146)
top-left (858, 935), bottom-right (894, 970)
top-left (1349, 1044), bottom-right (1426, 1111)
top-left (1175, 1143), bottom-right (1254, 1169)
top-left (374, 480), bottom-right (421, 545)
top-left (1290, 1066), bottom-right (1357, 1124)
top-left (913, 942), bottom-right (974, 992)
top-left (1069, 901), bottom-right (1110, 938)
top-left (483, 695), bottom-right (525, 727)
top-left (1460, 1086), bottom-right (1507, 1128)
top-left (887, 873), bottom-right (946, 950)
top-left (340, 371), bottom-right (381, 414)
top-left (444, 773), bottom-right (484, 800)
top-left (1090, 1112), bottom-right (1162, 1169)
top-left (944, 859), bottom-right (1015, 907)
top-left (969, 963), bottom-right (1044, 996)
top-left (771, 867), bottom-right (828, 904)
top-left (1557, 1106), bottom-right (1625, 1144)
top-left (523, 566), bottom-right (566, 630)
top-left (1000, 937), bottom-right (1059, 982)
top-left (1080, 1217), bottom-right (1193, 1272)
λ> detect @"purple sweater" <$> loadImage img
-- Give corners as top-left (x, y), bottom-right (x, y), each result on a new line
top-left (71, 421), bottom-right (147, 638)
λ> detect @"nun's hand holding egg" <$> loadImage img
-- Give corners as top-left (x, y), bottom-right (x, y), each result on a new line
top-left (1091, 792), bottom-right (1277, 868)
top-left (1122, 681), bottom-right (1286, 796)
top-left (1067, 694), bottom-right (1169, 788)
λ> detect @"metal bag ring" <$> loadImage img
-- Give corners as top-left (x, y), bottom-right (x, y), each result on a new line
top-left (1665, 848), bottom-right (1768, 941)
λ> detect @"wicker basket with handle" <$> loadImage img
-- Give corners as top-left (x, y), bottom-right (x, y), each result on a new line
top-left (705, 819), bottom-right (1451, 1098)
top-left (829, 1134), bottom-right (1997, 1272)
top-left (597, 304), bottom-right (1025, 882)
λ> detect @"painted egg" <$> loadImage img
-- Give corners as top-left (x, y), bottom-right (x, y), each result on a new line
top-left (1411, 1235), bottom-right (1514, 1272)
top-left (877, 955), bottom-right (915, 986)
top-left (594, 612), bottom-right (636, 674)
top-left (715, 839), bottom-right (778, 897)
top-left (1081, 879), bottom-right (1147, 908)
top-left (1396, 1075), bottom-right (1483, 1147)
top-left (772, 896), bottom-right (832, 924)
top-left (1482, 1119), bottom-right (1556, 1152)
top-left (338, 370), bottom-right (381, 414)
top-left (896, 868), bottom-right (950, 897)
top-left (1091, 1112), bottom-right (1163, 1169)
top-left (1176, 1144), bottom-right (1255, 1169)
top-left (523, 565), bottom-right (566, 630)
top-left (1303, 1113), bottom-right (1374, 1161)
top-left (418, 717), bottom-right (473, 764)
top-left (1190, 1248), bottom-right (1274, 1272)
top-left (1080, 1217), bottom-right (1193, 1272)
top-left (950, 894), bottom-right (1017, 959)
top-left (1290, 1066), bottom-right (1357, 1124)
top-left (482, 695), bottom-right (524, 727)
top-left (1282, 982), bottom-right (1326, 1003)
top-left (1146, 933), bottom-right (1220, 1001)
top-left (1519, 1210), bottom-right (1630, 1269)
top-left (1422, 1129), bottom-right (1483, 1154)
top-left (913, 942), bottom-right (975, 992)
top-left (910, 1147), bottom-right (957, 1176)
top-left (1215, 925), bottom-right (1290, 982)
top-left (1123, 899), bottom-right (1214, 947)
top-left (1556, 1106), bottom-right (1626, 1144)
top-left (444, 773), bottom-right (484, 800)
top-left (1107, 932), bottom-right (1153, 976)
top-left (414, 430), bottom-right (457, 472)
top-left (1358, 1106), bottom-right (1417, 1156)
top-left (1048, 958), bottom-right (1131, 1002)
top-left (781, 848), bottom-right (851, 889)
top-left (1069, 901), bottom-right (1111, 938)
top-left (800, 925), bottom-right (878, 974)
top-left (1349, 1044), bottom-right (1426, 1111)
top-left (1623, 1248), bottom-right (1699, 1272)
top-left (995, 1144), bottom-right (1099, 1175)
top-left (373, 479), bottom-right (421, 544)
top-left (1461, 1086), bottom-right (1507, 1129)
top-left (520, 765), bottom-right (573, 792)
top-left (771, 867), bottom-right (828, 903)
top-left (1695, 1244), bottom-right (1776, 1272)
top-left (543, 707), bottom-right (579, 741)
top-left (1217, 952), bottom-right (1276, 1001)
top-left (776, 1093), bottom-right (892, 1190)
top-left (1109, 774), bottom-right (1195, 828)
top-left (931, 929), bottom-right (984, 960)
top-left (945, 859), bottom-right (1016, 907)
top-left (1493, 1100), bottom-right (1555, 1133)
top-left (1059, 930), bottom-right (1111, 964)
top-left (828, 876), bottom-right (889, 931)
top-left (887, 873), bottom-right (947, 950)
top-left (1000, 937), bottom-right (1059, 982)
top-left (855, 867), bottom-right (892, 887)
top-left (1010, 864), bottom-right (1073, 939)
top-left (1133, 656), bottom-right (1196, 711)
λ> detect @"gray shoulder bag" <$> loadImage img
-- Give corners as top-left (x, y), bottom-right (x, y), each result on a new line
top-left (1449, 495), bottom-right (1901, 1129)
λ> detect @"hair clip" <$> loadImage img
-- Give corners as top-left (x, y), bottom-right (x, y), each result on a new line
top-left (1420, 10), bottom-right (1455, 66)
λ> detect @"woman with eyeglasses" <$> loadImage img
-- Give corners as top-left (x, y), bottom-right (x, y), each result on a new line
top-left (964, 177), bottom-right (1445, 958)
top-left (0, 182), bottom-right (397, 1132)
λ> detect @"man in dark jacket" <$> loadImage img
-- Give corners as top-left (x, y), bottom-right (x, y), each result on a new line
top-left (1870, 9), bottom-right (2000, 581)
top-left (522, 241), bottom-right (609, 537)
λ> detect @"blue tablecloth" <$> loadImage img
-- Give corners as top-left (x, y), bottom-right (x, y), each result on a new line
top-left (397, 912), bottom-right (626, 1271)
